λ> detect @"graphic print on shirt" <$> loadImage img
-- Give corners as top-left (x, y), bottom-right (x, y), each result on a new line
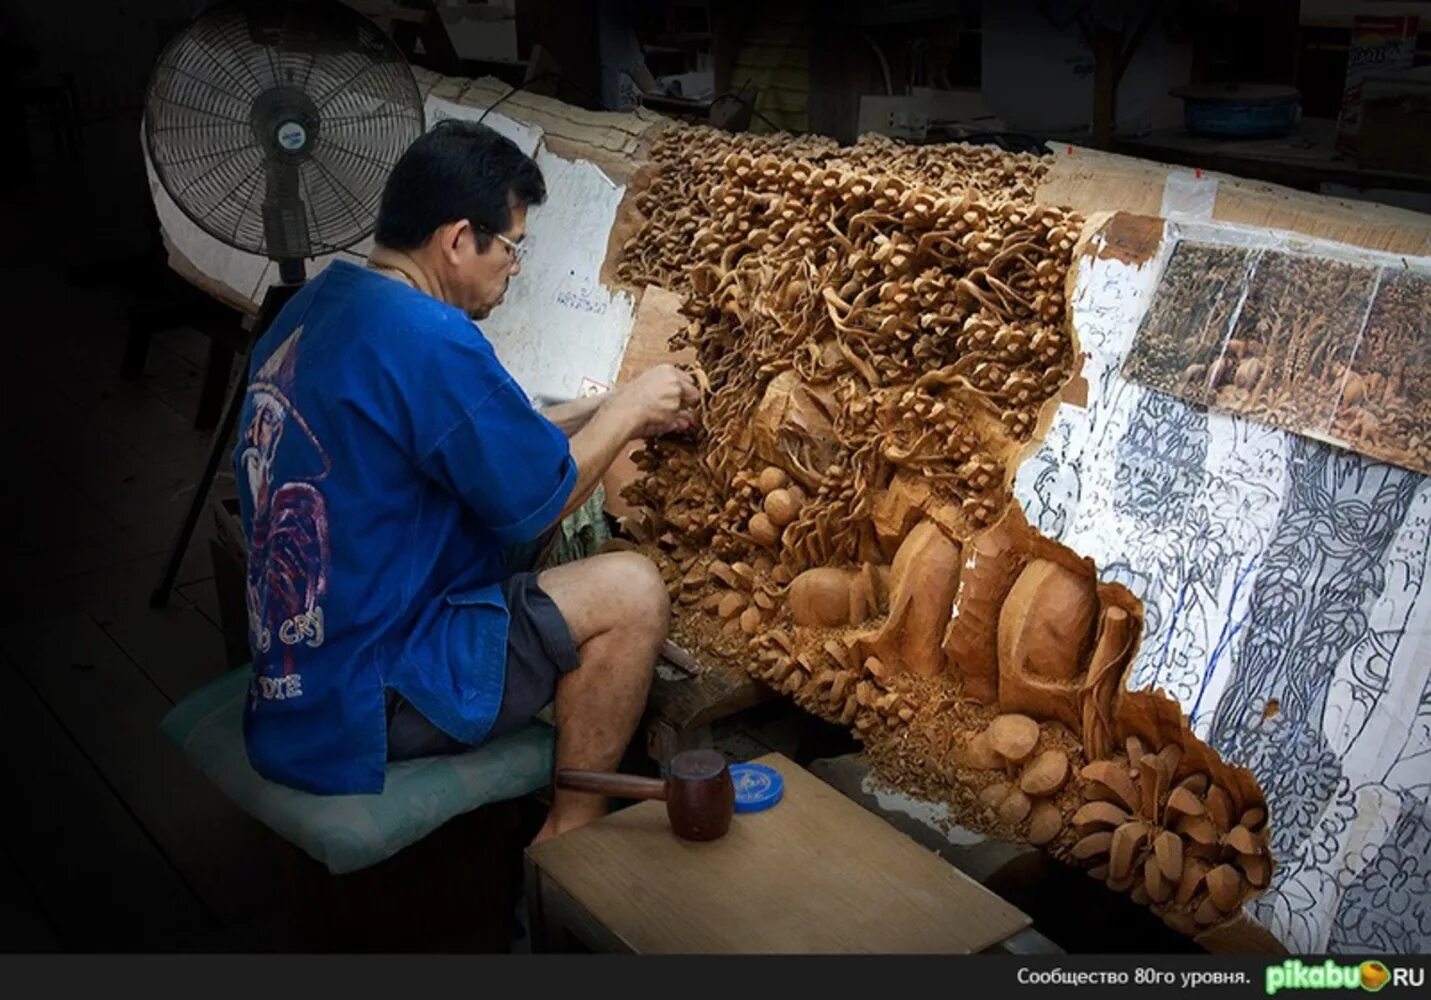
top-left (240, 327), bottom-right (332, 703)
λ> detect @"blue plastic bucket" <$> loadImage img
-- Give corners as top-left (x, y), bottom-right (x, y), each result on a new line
top-left (1170, 83), bottom-right (1301, 139)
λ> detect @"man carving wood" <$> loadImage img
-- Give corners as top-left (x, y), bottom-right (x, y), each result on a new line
top-left (234, 120), bottom-right (697, 842)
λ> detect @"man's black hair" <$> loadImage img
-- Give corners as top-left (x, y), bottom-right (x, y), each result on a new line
top-left (375, 120), bottom-right (546, 251)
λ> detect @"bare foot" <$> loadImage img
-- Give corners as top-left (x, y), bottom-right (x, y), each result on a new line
top-left (532, 795), bottom-right (609, 846)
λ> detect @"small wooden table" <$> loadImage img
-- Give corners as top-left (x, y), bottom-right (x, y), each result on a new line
top-left (523, 753), bottom-right (1031, 954)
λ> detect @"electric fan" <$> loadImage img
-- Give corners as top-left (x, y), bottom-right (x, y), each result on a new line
top-left (145, 0), bottom-right (426, 606)
top-left (146, 0), bottom-right (424, 281)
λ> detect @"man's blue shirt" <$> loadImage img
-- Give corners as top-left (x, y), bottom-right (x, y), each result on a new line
top-left (232, 260), bottom-right (576, 794)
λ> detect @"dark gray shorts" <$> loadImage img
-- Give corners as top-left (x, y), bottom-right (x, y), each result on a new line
top-left (386, 570), bottom-right (580, 761)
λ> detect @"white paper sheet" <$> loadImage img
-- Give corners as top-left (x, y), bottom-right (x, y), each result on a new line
top-left (1016, 227), bottom-right (1431, 953)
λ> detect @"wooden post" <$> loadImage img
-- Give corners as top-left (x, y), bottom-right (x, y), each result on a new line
top-left (1092, 6), bottom-right (1160, 150)
top-left (1092, 24), bottom-right (1120, 150)
top-left (390, 0), bottom-right (461, 74)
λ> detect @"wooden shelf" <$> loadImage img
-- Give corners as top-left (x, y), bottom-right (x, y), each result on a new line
top-left (1114, 116), bottom-right (1431, 192)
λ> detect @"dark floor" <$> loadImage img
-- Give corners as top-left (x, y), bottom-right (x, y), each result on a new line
top-left (0, 108), bottom-right (335, 951)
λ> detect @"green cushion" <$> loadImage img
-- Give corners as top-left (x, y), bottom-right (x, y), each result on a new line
top-left (160, 667), bottom-right (555, 875)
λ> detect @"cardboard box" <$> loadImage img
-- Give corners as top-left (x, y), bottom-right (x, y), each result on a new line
top-left (1358, 67), bottom-right (1431, 174)
top-left (1335, 14), bottom-right (1420, 155)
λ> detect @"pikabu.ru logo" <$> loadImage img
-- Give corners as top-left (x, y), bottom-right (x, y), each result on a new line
top-left (1265, 960), bottom-right (1420, 995)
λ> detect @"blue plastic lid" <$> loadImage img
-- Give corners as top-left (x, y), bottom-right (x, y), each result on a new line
top-left (730, 762), bottom-right (784, 813)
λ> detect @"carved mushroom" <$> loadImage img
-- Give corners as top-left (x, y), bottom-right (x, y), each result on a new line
top-left (1026, 802), bottom-right (1064, 846)
top-left (758, 466), bottom-right (789, 494)
top-left (1019, 750), bottom-right (1069, 797)
top-left (986, 714), bottom-right (1040, 764)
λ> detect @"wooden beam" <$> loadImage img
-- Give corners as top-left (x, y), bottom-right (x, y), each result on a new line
top-left (344, 1), bottom-right (430, 24)
top-left (1093, 6), bottom-right (1161, 149)
top-left (389, 0), bottom-right (461, 74)
top-left (1092, 24), bottom-right (1119, 149)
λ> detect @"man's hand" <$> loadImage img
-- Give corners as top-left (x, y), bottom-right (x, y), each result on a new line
top-left (558, 366), bottom-right (698, 524)
top-left (611, 365), bottom-right (700, 440)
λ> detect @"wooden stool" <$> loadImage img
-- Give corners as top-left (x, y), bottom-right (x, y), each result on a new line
top-left (272, 796), bottom-right (531, 952)
top-left (162, 667), bottom-right (557, 950)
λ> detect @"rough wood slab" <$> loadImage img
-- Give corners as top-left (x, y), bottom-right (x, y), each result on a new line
top-left (1038, 143), bottom-right (1431, 256)
top-left (651, 641), bottom-right (775, 733)
top-left (527, 752), bottom-right (1031, 954)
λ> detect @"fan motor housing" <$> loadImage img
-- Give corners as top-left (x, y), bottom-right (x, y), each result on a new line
top-left (252, 86), bottom-right (321, 158)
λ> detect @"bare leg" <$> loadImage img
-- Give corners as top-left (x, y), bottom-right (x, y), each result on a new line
top-left (529, 551), bottom-right (667, 843)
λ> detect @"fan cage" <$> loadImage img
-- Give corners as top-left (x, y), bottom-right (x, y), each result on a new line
top-left (145, 0), bottom-right (425, 260)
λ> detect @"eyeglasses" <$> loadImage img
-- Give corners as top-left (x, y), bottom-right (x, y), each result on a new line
top-left (489, 230), bottom-right (527, 265)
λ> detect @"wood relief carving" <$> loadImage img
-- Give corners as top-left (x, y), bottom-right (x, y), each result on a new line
top-left (612, 126), bottom-right (1275, 940)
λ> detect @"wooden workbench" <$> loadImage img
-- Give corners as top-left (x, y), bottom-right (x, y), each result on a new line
top-left (524, 753), bottom-right (1032, 954)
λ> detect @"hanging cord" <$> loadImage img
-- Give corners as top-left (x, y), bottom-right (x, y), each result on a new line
top-left (701, 89), bottom-right (787, 133)
top-left (477, 70), bottom-right (787, 135)
top-left (476, 71), bottom-right (607, 124)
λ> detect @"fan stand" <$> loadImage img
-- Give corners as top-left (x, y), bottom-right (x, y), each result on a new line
top-left (142, 0), bottom-right (426, 610)
top-left (149, 255), bottom-right (305, 609)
